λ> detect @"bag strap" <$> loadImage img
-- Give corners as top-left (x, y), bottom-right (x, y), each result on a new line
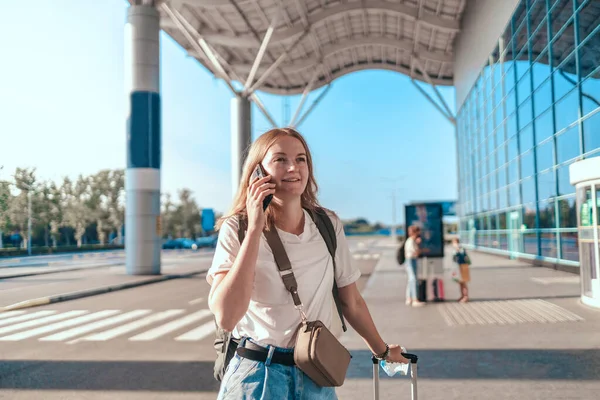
top-left (306, 207), bottom-right (347, 332)
top-left (237, 210), bottom-right (347, 331)
top-left (263, 226), bottom-right (305, 313)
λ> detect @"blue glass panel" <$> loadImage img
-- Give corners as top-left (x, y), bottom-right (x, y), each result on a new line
top-left (536, 109), bottom-right (555, 144)
top-left (521, 151), bottom-right (536, 178)
top-left (537, 170), bottom-right (557, 200)
top-left (520, 124), bottom-right (534, 153)
top-left (534, 79), bottom-right (553, 117)
top-left (522, 178), bottom-right (537, 203)
top-left (554, 89), bottom-right (580, 132)
top-left (583, 110), bottom-right (600, 153)
top-left (557, 163), bottom-right (575, 196)
top-left (537, 140), bottom-right (555, 172)
top-left (581, 72), bottom-right (600, 116)
top-left (519, 98), bottom-right (534, 127)
top-left (557, 125), bottom-right (581, 163)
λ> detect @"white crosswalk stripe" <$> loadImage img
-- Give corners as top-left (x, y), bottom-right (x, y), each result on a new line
top-left (0, 310), bottom-right (87, 336)
top-left (0, 310), bottom-right (120, 341)
top-left (129, 309), bottom-right (213, 341)
top-left (0, 311), bottom-right (57, 327)
top-left (41, 310), bottom-right (152, 341)
top-left (80, 309), bottom-right (185, 341)
top-left (0, 311), bottom-right (26, 320)
top-left (175, 321), bottom-right (215, 341)
top-left (0, 308), bottom-right (216, 343)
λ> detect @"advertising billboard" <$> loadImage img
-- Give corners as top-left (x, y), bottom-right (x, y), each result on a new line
top-left (440, 201), bottom-right (456, 216)
top-left (201, 208), bottom-right (216, 233)
top-left (405, 203), bottom-right (444, 258)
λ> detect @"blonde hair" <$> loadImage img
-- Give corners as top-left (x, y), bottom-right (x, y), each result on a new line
top-left (216, 127), bottom-right (326, 231)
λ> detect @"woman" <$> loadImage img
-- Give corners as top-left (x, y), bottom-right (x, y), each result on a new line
top-left (207, 127), bottom-right (409, 399)
top-left (451, 238), bottom-right (471, 303)
top-left (404, 225), bottom-right (425, 307)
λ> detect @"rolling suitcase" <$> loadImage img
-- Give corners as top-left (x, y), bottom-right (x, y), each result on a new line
top-left (432, 278), bottom-right (445, 302)
top-left (372, 353), bottom-right (419, 400)
top-left (417, 279), bottom-right (427, 302)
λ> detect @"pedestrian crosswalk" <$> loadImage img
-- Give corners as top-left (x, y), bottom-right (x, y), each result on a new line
top-left (0, 309), bottom-right (217, 343)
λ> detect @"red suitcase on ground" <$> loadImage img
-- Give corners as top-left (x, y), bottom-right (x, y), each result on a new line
top-left (433, 278), bottom-right (445, 302)
top-left (372, 353), bottom-right (418, 400)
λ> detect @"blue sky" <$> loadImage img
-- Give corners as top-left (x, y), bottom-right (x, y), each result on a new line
top-left (0, 0), bottom-right (457, 225)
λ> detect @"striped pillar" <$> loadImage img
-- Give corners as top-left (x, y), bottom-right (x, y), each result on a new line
top-left (231, 95), bottom-right (252, 198)
top-left (125, 5), bottom-right (161, 275)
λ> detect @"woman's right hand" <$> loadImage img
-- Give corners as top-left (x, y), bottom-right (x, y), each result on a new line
top-left (246, 175), bottom-right (276, 230)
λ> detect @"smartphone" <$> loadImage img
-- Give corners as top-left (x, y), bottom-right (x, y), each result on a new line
top-left (251, 164), bottom-right (273, 211)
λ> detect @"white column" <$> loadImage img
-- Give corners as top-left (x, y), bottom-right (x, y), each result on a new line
top-left (125, 5), bottom-right (161, 275)
top-left (231, 95), bottom-right (252, 198)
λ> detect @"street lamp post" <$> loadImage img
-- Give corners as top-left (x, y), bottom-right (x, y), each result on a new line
top-left (391, 191), bottom-right (397, 241)
top-left (381, 176), bottom-right (405, 241)
top-left (27, 189), bottom-right (32, 256)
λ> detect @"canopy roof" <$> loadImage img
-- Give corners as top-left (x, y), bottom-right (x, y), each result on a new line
top-left (146, 0), bottom-right (466, 95)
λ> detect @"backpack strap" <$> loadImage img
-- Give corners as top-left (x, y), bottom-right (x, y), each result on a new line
top-left (306, 207), bottom-right (347, 332)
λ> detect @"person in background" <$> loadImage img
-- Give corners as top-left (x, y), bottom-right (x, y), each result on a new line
top-left (404, 225), bottom-right (425, 307)
top-left (452, 238), bottom-right (471, 303)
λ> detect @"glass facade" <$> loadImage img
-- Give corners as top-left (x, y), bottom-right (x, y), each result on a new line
top-left (456, 0), bottom-right (600, 265)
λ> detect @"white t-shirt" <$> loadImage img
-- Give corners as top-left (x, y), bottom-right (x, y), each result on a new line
top-left (207, 209), bottom-right (361, 348)
top-left (404, 237), bottom-right (418, 259)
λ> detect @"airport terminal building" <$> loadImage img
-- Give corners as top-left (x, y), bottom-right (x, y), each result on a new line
top-left (454, 0), bottom-right (599, 275)
top-left (125, 0), bottom-right (600, 305)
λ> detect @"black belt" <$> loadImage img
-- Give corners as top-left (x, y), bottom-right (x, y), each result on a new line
top-left (235, 340), bottom-right (296, 366)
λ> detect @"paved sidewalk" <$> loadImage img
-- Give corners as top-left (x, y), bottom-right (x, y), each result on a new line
top-left (338, 240), bottom-right (600, 400)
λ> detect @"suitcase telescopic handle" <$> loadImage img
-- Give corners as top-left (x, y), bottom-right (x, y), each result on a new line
top-left (371, 353), bottom-right (418, 364)
top-left (401, 353), bottom-right (418, 364)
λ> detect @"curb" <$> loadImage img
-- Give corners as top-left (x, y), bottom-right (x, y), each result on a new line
top-left (0, 268), bottom-right (208, 312)
top-left (0, 263), bottom-right (119, 280)
top-left (361, 249), bottom-right (390, 295)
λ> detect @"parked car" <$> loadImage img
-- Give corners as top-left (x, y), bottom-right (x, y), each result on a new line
top-left (162, 238), bottom-right (198, 250)
top-left (195, 234), bottom-right (218, 248)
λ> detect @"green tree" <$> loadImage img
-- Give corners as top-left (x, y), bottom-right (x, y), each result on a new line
top-left (11, 168), bottom-right (37, 249)
top-left (161, 192), bottom-right (176, 239)
top-left (47, 182), bottom-right (63, 247)
top-left (0, 166), bottom-right (12, 248)
top-left (173, 189), bottom-right (201, 238)
top-left (36, 181), bottom-right (54, 247)
top-left (106, 169), bottom-right (125, 244)
top-left (62, 175), bottom-right (90, 247)
top-left (89, 170), bottom-right (113, 245)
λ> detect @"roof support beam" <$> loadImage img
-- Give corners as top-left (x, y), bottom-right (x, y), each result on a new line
top-left (413, 57), bottom-right (455, 121)
top-left (244, 9), bottom-right (281, 91)
top-left (163, 4), bottom-right (238, 94)
top-left (249, 93), bottom-right (277, 127)
top-left (289, 67), bottom-right (320, 127)
top-left (243, 29), bottom-right (310, 96)
top-left (163, 3), bottom-right (277, 128)
top-left (410, 79), bottom-right (455, 125)
top-left (294, 84), bottom-right (332, 128)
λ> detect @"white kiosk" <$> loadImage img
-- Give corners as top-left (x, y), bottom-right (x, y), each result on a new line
top-left (570, 156), bottom-right (600, 309)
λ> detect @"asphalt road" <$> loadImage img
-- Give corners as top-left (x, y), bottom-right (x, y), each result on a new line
top-left (0, 237), bottom-right (384, 400)
top-left (0, 252), bottom-right (215, 308)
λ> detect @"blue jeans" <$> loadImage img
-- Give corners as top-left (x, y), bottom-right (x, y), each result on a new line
top-left (405, 258), bottom-right (418, 300)
top-left (217, 338), bottom-right (338, 400)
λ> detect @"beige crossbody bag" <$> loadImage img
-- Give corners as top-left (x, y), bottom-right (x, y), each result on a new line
top-left (264, 225), bottom-right (352, 387)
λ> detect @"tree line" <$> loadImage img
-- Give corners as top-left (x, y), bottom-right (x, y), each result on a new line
top-left (0, 167), bottom-right (215, 249)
